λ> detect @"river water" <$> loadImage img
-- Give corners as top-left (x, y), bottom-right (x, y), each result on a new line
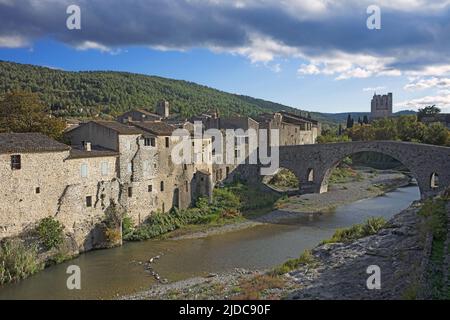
top-left (0, 185), bottom-right (420, 300)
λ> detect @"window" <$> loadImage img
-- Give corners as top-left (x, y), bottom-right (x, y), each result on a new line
top-left (11, 155), bottom-right (21, 170)
top-left (148, 185), bottom-right (153, 192)
top-left (160, 181), bottom-right (164, 192)
top-left (183, 163), bottom-right (187, 170)
top-left (86, 196), bottom-right (92, 208)
top-left (185, 181), bottom-right (188, 192)
top-left (431, 173), bottom-right (439, 189)
top-left (101, 162), bottom-right (109, 176)
top-left (35, 187), bottom-right (40, 194)
top-left (144, 138), bottom-right (156, 147)
top-left (128, 187), bottom-right (133, 198)
top-left (226, 167), bottom-right (230, 176)
top-left (307, 168), bottom-right (314, 182)
top-left (165, 137), bottom-right (170, 148)
top-left (81, 164), bottom-right (88, 178)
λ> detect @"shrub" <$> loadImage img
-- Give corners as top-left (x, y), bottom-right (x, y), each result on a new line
top-left (418, 199), bottom-right (447, 241)
top-left (122, 216), bottom-right (135, 238)
top-left (321, 217), bottom-right (388, 244)
top-left (36, 217), bottom-right (64, 250)
top-left (0, 239), bottom-right (43, 285)
top-left (271, 250), bottom-right (317, 275)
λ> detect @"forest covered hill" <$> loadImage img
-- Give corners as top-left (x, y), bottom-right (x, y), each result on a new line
top-left (0, 60), bottom-right (334, 124)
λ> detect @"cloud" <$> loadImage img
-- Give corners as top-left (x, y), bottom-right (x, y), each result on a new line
top-left (395, 92), bottom-right (450, 112)
top-left (0, 35), bottom-right (29, 48)
top-left (1, 0), bottom-right (450, 79)
top-left (404, 77), bottom-right (450, 91)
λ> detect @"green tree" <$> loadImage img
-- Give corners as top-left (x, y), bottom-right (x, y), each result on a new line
top-left (423, 122), bottom-right (449, 146)
top-left (396, 115), bottom-right (426, 142)
top-left (418, 105), bottom-right (441, 121)
top-left (0, 91), bottom-right (66, 140)
top-left (347, 124), bottom-right (375, 141)
top-left (346, 114), bottom-right (354, 129)
top-left (372, 117), bottom-right (398, 140)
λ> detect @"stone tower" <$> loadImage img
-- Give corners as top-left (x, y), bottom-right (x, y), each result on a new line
top-left (371, 93), bottom-right (392, 119)
top-left (156, 100), bottom-right (170, 118)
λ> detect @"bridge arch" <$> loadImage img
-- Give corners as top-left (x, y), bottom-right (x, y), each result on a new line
top-left (278, 141), bottom-right (450, 199)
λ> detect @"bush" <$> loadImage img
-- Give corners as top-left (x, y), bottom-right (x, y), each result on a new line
top-left (0, 239), bottom-right (43, 285)
top-left (321, 217), bottom-right (388, 244)
top-left (122, 216), bottom-right (135, 238)
top-left (271, 250), bottom-right (317, 275)
top-left (418, 199), bottom-right (447, 241)
top-left (36, 217), bottom-right (64, 250)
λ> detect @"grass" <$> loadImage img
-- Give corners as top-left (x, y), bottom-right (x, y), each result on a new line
top-left (418, 198), bottom-right (449, 299)
top-left (266, 168), bottom-right (299, 190)
top-left (0, 239), bottom-right (44, 285)
top-left (321, 217), bottom-right (388, 245)
top-left (270, 250), bottom-right (318, 276)
top-left (232, 274), bottom-right (286, 300)
top-left (329, 166), bottom-right (363, 184)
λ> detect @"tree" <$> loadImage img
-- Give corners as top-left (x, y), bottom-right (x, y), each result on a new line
top-left (346, 114), bottom-right (354, 129)
top-left (422, 122), bottom-right (448, 146)
top-left (338, 124), bottom-right (343, 136)
top-left (363, 115), bottom-right (369, 124)
top-left (396, 115), bottom-right (426, 142)
top-left (372, 117), bottom-right (398, 140)
top-left (0, 91), bottom-right (66, 140)
top-left (347, 124), bottom-right (375, 141)
top-left (418, 105), bottom-right (441, 121)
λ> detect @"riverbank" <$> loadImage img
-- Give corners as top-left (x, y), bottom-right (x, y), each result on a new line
top-left (167, 168), bottom-right (410, 240)
top-left (124, 193), bottom-right (449, 300)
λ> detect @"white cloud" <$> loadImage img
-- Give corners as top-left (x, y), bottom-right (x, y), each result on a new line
top-left (297, 51), bottom-right (402, 80)
top-left (75, 41), bottom-right (123, 55)
top-left (0, 35), bottom-right (29, 48)
top-left (395, 92), bottom-right (450, 112)
top-left (404, 77), bottom-right (450, 91)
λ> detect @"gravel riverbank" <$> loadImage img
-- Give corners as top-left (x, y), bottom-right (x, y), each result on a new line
top-left (169, 169), bottom-right (410, 240)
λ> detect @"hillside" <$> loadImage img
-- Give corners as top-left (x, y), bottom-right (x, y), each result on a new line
top-left (0, 60), bottom-right (330, 122)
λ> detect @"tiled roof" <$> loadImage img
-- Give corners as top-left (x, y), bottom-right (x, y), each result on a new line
top-left (132, 121), bottom-right (176, 136)
top-left (91, 121), bottom-right (144, 135)
top-left (68, 146), bottom-right (119, 159)
top-left (0, 133), bottom-right (71, 154)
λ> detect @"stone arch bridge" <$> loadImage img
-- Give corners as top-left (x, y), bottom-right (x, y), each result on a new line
top-left (278, 141), bottom-right (450, 199)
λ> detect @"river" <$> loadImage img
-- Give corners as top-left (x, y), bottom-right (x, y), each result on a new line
top-left (0, 185), bottom-right (420, 300)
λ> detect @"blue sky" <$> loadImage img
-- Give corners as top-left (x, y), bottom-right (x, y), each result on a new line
top-left (1, 0), bottom-right (450, 114)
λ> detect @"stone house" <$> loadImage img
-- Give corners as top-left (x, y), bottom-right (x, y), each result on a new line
top-left (0, 133), bottom-right (119, 251)
top-left (65, 120), bottom-right (213, 224)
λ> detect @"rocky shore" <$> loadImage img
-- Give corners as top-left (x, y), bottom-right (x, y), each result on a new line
top-left (125, 193), bottom-right (450, 300)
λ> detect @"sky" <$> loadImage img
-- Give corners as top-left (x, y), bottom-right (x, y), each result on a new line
top-left (1, 0), bottom-right (450, 114)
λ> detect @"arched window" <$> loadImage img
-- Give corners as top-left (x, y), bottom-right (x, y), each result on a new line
top-left (307, 168), bottom-right (314, 182)
top-left (430, 173), bottom-right (439, 189)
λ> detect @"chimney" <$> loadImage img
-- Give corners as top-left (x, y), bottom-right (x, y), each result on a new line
top-left (84, 142), bottom-right (92, 152)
